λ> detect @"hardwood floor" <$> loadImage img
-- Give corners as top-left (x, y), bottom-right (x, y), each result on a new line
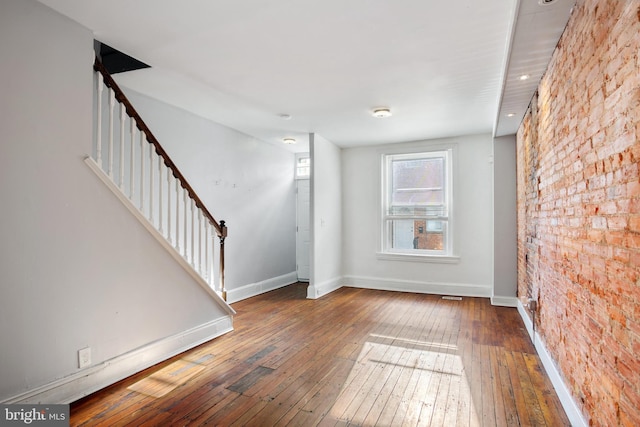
top-left (71, 283), bottom-right (570, 426)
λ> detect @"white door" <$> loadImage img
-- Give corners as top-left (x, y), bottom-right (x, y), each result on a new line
top-left (296, 179), bottom-right (310, 281)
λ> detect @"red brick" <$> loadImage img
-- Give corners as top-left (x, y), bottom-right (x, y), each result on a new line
top-left (516, 1), bottom-right (640, 425)
top-left (605, 231), bottom-right (625, 246)
top-left (591, 216), bottom-right (607, 229)
top-left (620, 399), bottom-right (640, 427)
top-left (628, 318), bottom-right (640, 339)
top-left (617, 199), bottom-right (631, 215)
top-left (629, 216), bottom-right (640, 233)
top-left (612, 247), bottom-right (630, 263)
top-left (607, 216), bottom-right (628, 230)
top-left (630, 199), bottom-right (640, 214)
top-left (600, 201), bottom-right (618, 215)
top-left (625, 234), bottom-right (640, 250)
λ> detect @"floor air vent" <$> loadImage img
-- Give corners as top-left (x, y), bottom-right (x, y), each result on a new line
top-left (442, 296), bottom-right (463, 301)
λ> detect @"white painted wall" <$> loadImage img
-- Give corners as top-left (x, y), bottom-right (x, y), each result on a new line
top-left (308, 134), bottom-right (343, 298)
top-left (342, 134), bottom-right (494, 296)
top-left (0, 0), bottom-right (229, 403)
top-left (121, 89), bottom-right (297, 291)
top-left (492, 135), bottom-right (517, 304)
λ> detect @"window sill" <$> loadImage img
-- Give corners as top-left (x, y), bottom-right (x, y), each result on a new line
top-left (376, 252), bottom-right (460, 264)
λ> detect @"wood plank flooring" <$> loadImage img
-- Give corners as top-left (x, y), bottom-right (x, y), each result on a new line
top-left (70, 283), bottom-right (570, 426)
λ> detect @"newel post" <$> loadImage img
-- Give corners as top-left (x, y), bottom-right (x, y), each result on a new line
top-left (219, 220), bottom-right (227, 301)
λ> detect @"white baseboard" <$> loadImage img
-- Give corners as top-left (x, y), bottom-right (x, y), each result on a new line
top-left (307, 276), bottom-right (343, 299)
top-left (517, 301), bottom-right (587, 427)
top-left (226, 272), bottom-right (298, 303)
top-left (491, 295), bottom-right (519, 307)
top-left (517, 299), bottom-right (534, 338)
top-left (342, 275), bottom-right (492, 298)
top-left (2, 316), bottom-right (233, 405)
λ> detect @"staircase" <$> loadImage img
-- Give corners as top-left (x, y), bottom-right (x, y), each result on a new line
top-left (86, 58), bottom-right (232, 310)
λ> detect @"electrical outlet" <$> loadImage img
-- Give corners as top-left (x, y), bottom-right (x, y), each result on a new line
top-left (78, 347), bottom-right (91, 369)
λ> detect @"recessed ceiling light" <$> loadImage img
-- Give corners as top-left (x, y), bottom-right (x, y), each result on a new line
top-left (278, 113), bottom-right (292, 120)
top-left (372, 108), bottom-right (392, 118)
top-left (519, 74), bottom-right (530, 81)
top-left (282, 138), bottom-right (296, 144)
top-left (506, 113), bottom-right (516, 117)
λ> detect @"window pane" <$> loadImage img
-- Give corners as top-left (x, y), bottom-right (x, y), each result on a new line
top-left (391, 157), bottom-right (444, 208)
top-left (389, 219), bottom-right (446, 251)
top-left (296, 156), bottom-right (310, 178)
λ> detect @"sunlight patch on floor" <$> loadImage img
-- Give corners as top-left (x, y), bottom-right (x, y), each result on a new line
top-left (329, 338), bottom-right (479, 426)
top-left (368, 333), bottom-right (459, 351)
top-left (127, 358), bottom-right (206, 398)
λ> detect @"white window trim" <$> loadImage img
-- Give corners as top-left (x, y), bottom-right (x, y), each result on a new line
top-left (378, 142), bottom-right (459, 263)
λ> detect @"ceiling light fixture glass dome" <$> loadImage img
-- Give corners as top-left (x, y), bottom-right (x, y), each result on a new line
top-left (372, 108), bottom-right (392, 118)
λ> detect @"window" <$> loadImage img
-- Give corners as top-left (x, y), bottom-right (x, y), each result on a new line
top-left (382, 149), bottom-right (453, 257)
top-left (295, 154), bottom-right (310, 179)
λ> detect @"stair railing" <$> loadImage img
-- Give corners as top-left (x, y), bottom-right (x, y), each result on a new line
top-left (91, 58), bottom-right (228, 300)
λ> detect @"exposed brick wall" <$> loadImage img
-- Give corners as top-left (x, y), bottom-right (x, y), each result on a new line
top-left (516, 1), bottom-right (640, 425)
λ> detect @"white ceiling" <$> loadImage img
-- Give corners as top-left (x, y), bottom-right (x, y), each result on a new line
top-left (38, 0), bottom-right (574, 152)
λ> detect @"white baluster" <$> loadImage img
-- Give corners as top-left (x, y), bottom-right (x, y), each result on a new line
top-left (130, 120), bottom-right (135, 199)
top-left (140, 133), bottom-right (146, 211)
top-left (197, 209), bottom-right (203, 274)
top-left (108, 89), bottom-right (115, 178)
top-left (96, 73), bottom-right (103, 167)
top-left (167, 172), bottom-right (172, 244)
top-left (214, 223), bottom-right (216, 289)
top-left (202, 216), bottom-right (207, 280)
top-left (149, 147), bottom-right (154, 224)
top-left (204, 220), bottom-right (210, 282)
top-left (213, 223), bottom-right (219, 290)
top-left (119, 104), bottom-right (125, 189)
top-left (158, 156), bottom-right (164, 235)
top-left (191, 198), bottom-right (196, 267)
top-left (175, 179), bottom-right (181, 252)
top-left (183, 188), bottom-right (189, 260)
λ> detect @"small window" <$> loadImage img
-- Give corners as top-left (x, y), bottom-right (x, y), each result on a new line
top-left (382, 149), bottom-right (452, 256)
top-left (295, 154), bottom-right (310, 179)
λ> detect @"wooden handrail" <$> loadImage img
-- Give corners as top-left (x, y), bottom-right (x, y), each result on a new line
top-left (94, 58), bottom-right (225, 238)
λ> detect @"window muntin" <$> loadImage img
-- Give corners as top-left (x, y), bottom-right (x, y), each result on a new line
top-left (383, 150), bottom-right (452, 256)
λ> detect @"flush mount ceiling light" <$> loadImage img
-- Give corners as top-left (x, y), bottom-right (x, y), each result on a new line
top-left (282, 138), bottom-right (296, 144)
top-left (372, 108), bottom-right (392, 118)
top-left (519, 74), bottom-right (530, 81)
